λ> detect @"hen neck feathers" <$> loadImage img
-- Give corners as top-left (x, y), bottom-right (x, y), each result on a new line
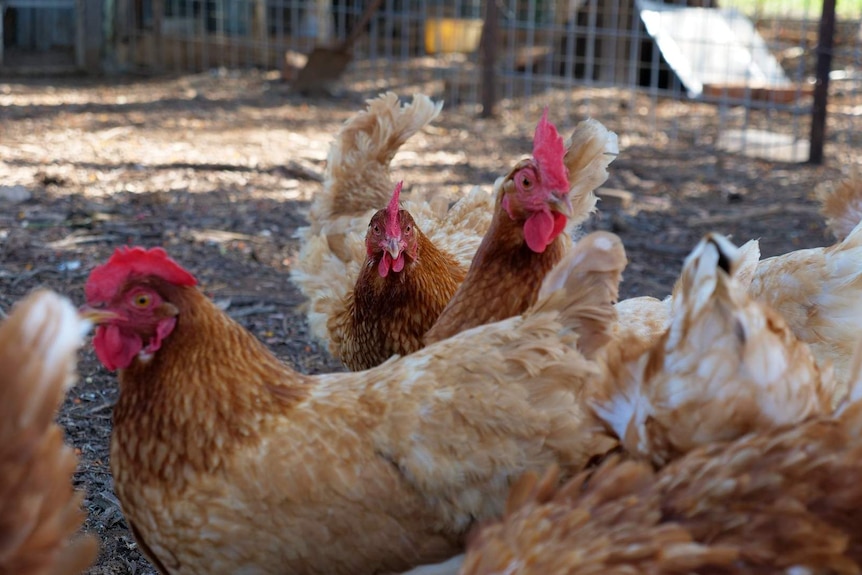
top-left (425, 209), bottom-right (567, 344)
top-left (111, 285), bottom-right (307, 481)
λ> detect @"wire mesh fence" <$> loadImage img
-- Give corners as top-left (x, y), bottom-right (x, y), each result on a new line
top-left (109, 0), bottom-right (862, 164)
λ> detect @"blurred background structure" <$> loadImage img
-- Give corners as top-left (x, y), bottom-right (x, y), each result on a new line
top-left (1, 0), bottom-right (860, 163)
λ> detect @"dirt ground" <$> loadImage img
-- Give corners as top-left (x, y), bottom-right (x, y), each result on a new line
top-left (0, 69), bottom-right (855, 574)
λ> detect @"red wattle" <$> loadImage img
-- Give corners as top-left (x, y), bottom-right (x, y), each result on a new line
top-left (93, 324), bottom-right (142, 371)
top-left (378, 254), bottom-right (391, 277)
top-left (523, 210), bottom-right (555, 253)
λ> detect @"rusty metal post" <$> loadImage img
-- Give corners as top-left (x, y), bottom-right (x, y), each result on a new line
top-left (481, 0), bottom-right (499, 118)
top-left (809, 0), bottom-right (836, 164)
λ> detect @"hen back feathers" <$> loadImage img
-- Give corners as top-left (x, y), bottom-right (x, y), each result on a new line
top-left (614, 173), bottom-right (862, 401)
top-left (750, 214), bottom-right (862, 394)
top-left (465, 340), bottom-right (862, 575)
top-left (818, 171), bottom-right (862, 242)
top-left (463, 406), bottom-right (862, 575)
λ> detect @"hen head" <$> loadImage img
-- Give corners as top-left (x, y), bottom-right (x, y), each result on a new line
top-left (81, 246), bottom-right (197, 371)
top-left (500, 109), bottom-right (573, 253)
top-left (365, 181), bottom-right (419, 277)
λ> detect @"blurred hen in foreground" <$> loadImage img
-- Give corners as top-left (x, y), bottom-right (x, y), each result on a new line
top-left (83, 232), bottom-right (624, 574)
top-left (612, 173), bottom-right (862, 401)
top-left (596, 233), bottom-right (835, 467)
top-left (462, 341), bottom-right (862, 575)
top-left (0, 290), bottom-right (98, 575)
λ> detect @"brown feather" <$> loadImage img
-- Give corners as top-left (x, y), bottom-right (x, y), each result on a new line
top-left (817, 170), bottom-right (862, 242)
top-left (0, 290), bottom-right (98, 575)
top-left (595, 233), bottom-right (834, 468)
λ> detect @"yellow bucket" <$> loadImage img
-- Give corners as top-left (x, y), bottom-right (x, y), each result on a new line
top-left (424, 18), bottom-right (484, 54)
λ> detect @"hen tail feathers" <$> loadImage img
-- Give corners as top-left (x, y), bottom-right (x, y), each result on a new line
top-left (533, 231), bottom-right (627, 359)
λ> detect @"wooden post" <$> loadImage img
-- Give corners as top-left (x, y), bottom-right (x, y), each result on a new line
top-left (809, 0), bottom-right (836, 165)
top-left (481, 0), bottom-right (499, 118)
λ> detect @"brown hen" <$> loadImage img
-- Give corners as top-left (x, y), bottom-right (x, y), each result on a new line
top-left (82, 231), bottom-right (625, 575)
top-left (291, 92), bottom-right (495, 368)
top-left (328, 181), bottom-right (466, 370)
top-left (424, 114), bottom-right (618, 344)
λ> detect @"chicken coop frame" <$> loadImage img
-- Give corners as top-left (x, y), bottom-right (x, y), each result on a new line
top-left (102, 0), bottom-right (861, 164)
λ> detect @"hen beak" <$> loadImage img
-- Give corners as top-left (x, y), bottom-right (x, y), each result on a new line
top-left (548, 194), bottom-right (574, 218)
top-left (78, 306), bottom-right (121, 324)
top-left (384, 237), bottom-right (402, 259)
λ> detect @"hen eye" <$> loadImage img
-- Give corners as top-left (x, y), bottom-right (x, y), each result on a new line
top-left (372, 224), bottom-right (380, 234)
top-left (405, 225), bottom-right (412, 233)
top-left (132, 294), bottom-right (151, 308)
top-left (520, 174), bottom-right (533, 189)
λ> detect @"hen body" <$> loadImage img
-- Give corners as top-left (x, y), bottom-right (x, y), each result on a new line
top-left (595, 233), bottom-right (834, 466)
top-left (0, 290), bottom-right (98, 575)
top-left (85, 233), bottom-right (625, 575)
top-left (291, 92), bottom-right (493, 367)
top-left (819, 169), bottom-right (862, 241)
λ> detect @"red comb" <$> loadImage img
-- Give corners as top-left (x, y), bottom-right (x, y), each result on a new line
top-left (384, 181), bottom-right (403, 238)
top-left (532, 109), bottom-right (569, 192)
top-left (85, 246), bottom-right (197, 302)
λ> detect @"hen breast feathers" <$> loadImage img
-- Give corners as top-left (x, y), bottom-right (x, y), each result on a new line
top-left (327, 224), bottom-right (467, 371)
top-left (0, 290), bottom-right (98, 575)
top-left (106, 232), bottom-right (625, 575)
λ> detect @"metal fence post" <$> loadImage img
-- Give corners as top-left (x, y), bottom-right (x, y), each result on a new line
top-left (481, 0), bottom-right (499, 118)
top-left (809, 0), bottom-right (836, 164)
